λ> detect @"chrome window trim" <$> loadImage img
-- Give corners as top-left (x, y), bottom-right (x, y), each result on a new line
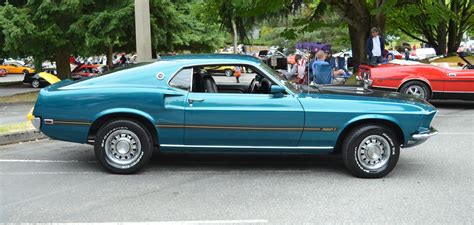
top-left (166, 62), bottom-right (295, 95)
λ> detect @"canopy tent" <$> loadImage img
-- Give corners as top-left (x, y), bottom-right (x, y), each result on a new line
top-left (295, 42), bottom-right (331, 53)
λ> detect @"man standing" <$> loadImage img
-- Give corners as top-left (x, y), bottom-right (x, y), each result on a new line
top-left (366, 27), bottom-right (385, 64)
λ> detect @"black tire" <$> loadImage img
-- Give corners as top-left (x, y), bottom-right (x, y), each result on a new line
top-left (399, 81), bottom-right (431, 100)
top-left (31, 79), bottom-right (41, 88)
top-left (94, 120), bottom-right (153, 174)
top-left (341, 124), bottom-right (400, 178)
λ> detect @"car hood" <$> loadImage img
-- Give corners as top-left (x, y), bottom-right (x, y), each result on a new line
top-left (299, 85), bottom-right (434, 109)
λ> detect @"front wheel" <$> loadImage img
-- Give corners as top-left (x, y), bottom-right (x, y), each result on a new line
top-left (224, 69), bottom-right (233, 77)
top-left (400, 81), bottom-right (431, 100)
top-left (94, 120), bottom-right (153, 174)
top-left (342, 125), bottom-right (400, 178)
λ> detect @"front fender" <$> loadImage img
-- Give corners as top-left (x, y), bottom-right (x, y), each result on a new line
top-left (339, 114), bottom-right (411, 145)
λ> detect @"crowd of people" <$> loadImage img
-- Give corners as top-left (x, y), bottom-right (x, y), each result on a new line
top-left (279, 27), bottom-right (400, 85)
top-left (279, 49), bottom-right (350, 85)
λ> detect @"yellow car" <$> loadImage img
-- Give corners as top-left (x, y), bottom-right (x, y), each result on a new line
top-left (204, 66), bottom-right (235, 77)
top-left (0, 63), bottom-right (35, 75)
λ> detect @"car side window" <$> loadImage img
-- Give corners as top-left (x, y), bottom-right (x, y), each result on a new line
top-left (169, 68), bottom-right (192, 91)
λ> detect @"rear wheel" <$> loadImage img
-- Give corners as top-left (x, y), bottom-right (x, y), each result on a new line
top-left (400, 81), bottom-right (431, 100)
top-left (31, 79), bottom-right (41, 88)
top-left (94, 120), bottom-right (153, 174)
top-left (342, 124), bottom-right (400, 178)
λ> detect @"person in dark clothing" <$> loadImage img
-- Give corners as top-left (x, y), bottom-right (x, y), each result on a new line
top-left (366, 27), bottom-right (385, 64)
top-left (119, 54), bottom-right (127, 64)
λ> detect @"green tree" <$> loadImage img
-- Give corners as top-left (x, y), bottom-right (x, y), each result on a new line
top-left (84, 0), bottom-right (135, 68)
top-left (0, 0), bottom-right (93, 79)
top-left (386, 0), bottom-right (473, 55)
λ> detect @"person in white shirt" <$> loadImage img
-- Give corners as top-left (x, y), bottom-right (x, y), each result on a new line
top-left (366, 27), bottom-right (385, 64)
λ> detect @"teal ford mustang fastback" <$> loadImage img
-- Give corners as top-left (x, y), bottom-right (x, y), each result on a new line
top-left (30, 54), bottom-right (438, 178)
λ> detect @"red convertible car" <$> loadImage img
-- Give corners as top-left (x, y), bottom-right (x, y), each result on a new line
top-left (359, 54), bottom-right (474, 101)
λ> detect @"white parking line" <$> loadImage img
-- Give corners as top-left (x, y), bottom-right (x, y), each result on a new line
top-left (0, 159), bottom-right (96, 163)
top-left (436, 114), bottom-right (473, 117)
top-left (2, 220), bottom-right (269, 224)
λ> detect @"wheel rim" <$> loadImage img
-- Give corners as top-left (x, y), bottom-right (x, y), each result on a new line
top-left (32, 80), bottom-right (40, 88)
top-left (104, 129), bottom-right (142, 168)
top-left (225, 69), bottom-right (232, 77)
top-left (405, 85), bottom-right (425, 99)
top-left (357, 135), bottom-right (391, 171)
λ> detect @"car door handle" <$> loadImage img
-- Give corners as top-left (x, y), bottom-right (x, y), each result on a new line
top-left (448, 73), bottom-right (456, 77)
top-left (188, 98), bottom-right (205, 104)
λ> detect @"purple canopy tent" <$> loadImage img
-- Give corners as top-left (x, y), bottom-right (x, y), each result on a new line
top-left (295, 42), bottom-right (331, 53)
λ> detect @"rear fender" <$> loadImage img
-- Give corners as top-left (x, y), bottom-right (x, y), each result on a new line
top-left (94, 108), bottom-right (156, 126)
top-left (398, 77), bottom-right (432, 91)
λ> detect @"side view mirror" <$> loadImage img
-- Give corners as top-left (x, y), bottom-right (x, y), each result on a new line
top-left (270, 85), bottom-right (285, 94)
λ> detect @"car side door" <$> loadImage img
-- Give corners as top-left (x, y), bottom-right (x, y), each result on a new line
top-left (443, 70), bottom-right (474, 94)
top-left (183, 65), bottom-right (305, 150)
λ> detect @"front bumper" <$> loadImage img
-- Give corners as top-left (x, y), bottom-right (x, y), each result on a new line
top-left (405, 127), bottom-right (438, 148)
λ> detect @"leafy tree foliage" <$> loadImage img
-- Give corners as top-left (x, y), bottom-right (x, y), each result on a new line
top-left (385, 0), bottom-right (473, 55)
top-left (0, 0), bottom-right (225, 79)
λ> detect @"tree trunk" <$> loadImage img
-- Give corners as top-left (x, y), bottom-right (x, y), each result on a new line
top-left (55, 48), bottom-right (71, 80)
top-left (231, 17), bottom-right (238, 54)
top-left (348, 24), bottom-right (367, 72)
top-left (106, 46), bottom-right (113, 69)
top-left (436, 23), bottom-right (447, 55)
top-left (447, 2), bottom-right (459, 54)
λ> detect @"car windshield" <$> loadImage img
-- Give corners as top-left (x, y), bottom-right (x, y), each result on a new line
top-left (259, 63), bottom-right (301, 94)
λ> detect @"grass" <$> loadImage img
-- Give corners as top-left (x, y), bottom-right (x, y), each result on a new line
top-left (0, 122), bottom-right (34, 134)
top-left (431, 55), bottom-right (474, 63)
top-left (344, 74), bottom-right (359, 86)
top-left (0, 91), bottom-right (38, 104)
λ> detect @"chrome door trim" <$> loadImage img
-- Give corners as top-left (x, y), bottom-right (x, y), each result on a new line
top-left (160, 144), bottom-right (333, 150)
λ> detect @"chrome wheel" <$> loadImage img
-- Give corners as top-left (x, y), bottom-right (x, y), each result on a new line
top-left (357, 135), bottom-right (391, 171)
top-left (224, 69), bottom-right (233, 77)
top-left (31, 79), bottom-right (40, 88)
top-left (405, 85), bottom-right (425, 99)
top-left (104, 129), bottom-right (142, 168)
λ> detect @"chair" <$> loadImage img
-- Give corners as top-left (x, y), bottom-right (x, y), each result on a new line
top-left (312, 62), bottom-right (333, 85)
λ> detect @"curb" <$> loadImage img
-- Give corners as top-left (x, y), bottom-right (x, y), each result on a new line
top-left (0, 130), bottom-right (46, 146)
top-left (0, 81), bottom-right (22, 87)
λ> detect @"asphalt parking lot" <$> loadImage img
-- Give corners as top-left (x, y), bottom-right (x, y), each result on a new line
top-left (0, 100), bottom-right (473, 224)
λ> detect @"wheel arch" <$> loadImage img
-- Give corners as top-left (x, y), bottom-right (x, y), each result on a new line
top-left (397, 78), bottom-right (432, 93)
top-left (88, 110), bottom-right (158, 147)
top-left (334, 117), bottom-right (405, 154)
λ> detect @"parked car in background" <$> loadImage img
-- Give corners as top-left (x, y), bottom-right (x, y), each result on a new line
top-left (0, 63), bottom-right (35, 75)
top-left (204, 66), bottom-right (235, 77)
top-left (359, 56), bottom-right (474, 101)
top-left (23, 71), bottom-right (61, 88)
top-left (71, 64), bottom-right (108, 80)
top-left (29, 54), bottom-right (438, 178)
top-left (0, 68), bottom-right (7, 77)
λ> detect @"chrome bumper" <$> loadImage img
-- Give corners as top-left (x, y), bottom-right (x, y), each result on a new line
top-left (27, 107), bottom-right (41, 131)
top-left (31, 117), bottom-right (41, 130)
top-left (405, 127), bottom-right (438, 148)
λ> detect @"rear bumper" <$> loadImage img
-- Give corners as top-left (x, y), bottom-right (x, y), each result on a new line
top-left (27, 108), bottom-right (41, 131)
top-left (405, 127), bottom-right (438, 148)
